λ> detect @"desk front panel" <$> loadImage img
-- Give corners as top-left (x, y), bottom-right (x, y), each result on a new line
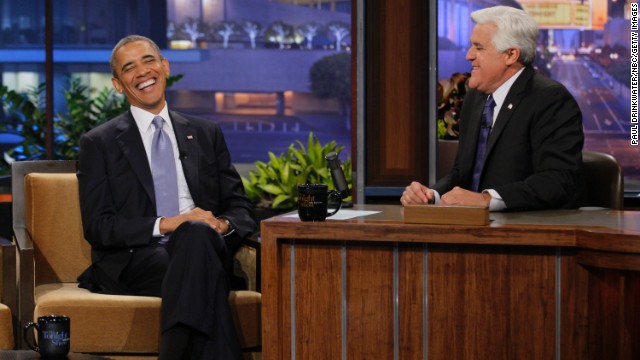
top-left (265, 240), bottom-right (591, 359)
top-left (261, 207), bottom-right (640, 359)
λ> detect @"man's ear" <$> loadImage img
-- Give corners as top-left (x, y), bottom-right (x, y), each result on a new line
top-left (111, 77), bottom-right (123, 93)
top-left (504, 48), bottom-right (521, 66)
top-left (162, 57), bottom-right (170, 76)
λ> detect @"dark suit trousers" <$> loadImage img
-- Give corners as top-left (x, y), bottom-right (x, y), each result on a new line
top-left (117, 220), bottom-right (242, 359)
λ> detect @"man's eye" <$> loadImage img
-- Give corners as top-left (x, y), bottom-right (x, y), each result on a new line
top-left (123, 67), bottom-right (133, 73)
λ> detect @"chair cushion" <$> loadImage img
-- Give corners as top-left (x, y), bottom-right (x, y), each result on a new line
top-left (0, 302), bottom-right (13, 350)
top-left (35, 284), bottom-right (262, 352)
top-left (35, 283), bottom-right (160, 353)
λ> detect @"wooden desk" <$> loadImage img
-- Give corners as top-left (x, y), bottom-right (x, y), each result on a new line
top-left (260, 205), bottom-right (640, 360)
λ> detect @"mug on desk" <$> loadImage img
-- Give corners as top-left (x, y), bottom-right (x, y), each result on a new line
top-left (297, 183), bottom-right (342, 221)
top-left (23, 315), bottom-right (70, 358)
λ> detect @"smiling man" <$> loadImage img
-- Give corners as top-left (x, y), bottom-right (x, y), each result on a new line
top-left (401, 6), bottom-right (585, 211)
top-left (76, 35), bottom-right (257, 359)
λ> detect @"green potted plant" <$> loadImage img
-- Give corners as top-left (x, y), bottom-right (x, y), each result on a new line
top-left (241, 132), bottom-right (352, 220)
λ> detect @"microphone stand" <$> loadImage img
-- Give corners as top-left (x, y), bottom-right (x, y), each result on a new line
top-left (325, 151), bottom-right (353, 208)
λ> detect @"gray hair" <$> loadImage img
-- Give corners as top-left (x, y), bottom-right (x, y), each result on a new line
top-left (109, 35), bottom-right (163, 76)
top-left (471, 6), bottom-right (538, 65)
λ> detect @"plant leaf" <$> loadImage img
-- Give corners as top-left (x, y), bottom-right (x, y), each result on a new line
top-left (259, 184), bottom-right (284, 195)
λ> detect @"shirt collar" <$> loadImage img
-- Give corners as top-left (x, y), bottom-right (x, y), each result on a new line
top-left (491, 67), bottom-right (525, 113)
top-left (130, 102), bottom-right (172, 133)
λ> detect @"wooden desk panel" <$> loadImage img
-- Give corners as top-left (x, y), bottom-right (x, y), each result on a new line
top-left (428, 245), bottom-right (557, 360)
top-left (345, 243), bottom-right (395, 359)
top-left (261, 205), bottom-right (640, 359)
top-left (294, 241), bottom-right (342, 359)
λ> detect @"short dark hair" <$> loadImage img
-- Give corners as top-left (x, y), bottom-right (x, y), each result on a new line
top-left (110, 35), bottom-right (163, 77)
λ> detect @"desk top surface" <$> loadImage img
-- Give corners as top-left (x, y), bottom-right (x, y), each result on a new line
top-left (262, 205), bottom-right (640, 252)
top-left (266, 204), bottom-right (639, 229)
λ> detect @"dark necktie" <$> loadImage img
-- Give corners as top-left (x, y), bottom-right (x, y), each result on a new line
top-left (471, 95), bottom-right (496, 192)
top-left (151, 116), bottom-right (180, 218)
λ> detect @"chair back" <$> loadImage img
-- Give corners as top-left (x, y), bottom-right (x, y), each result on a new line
top-left (25, 173), bottom-right (90, 284)
top-left (582, 151), bottom-right (624, 210)
top-left (12, 160), bottom-right (88, 285)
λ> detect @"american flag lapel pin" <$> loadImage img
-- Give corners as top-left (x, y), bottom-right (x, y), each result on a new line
top-left (507, 103), bottom-right (513, 110)
top-left (187, 135), bottom-right (194, 140)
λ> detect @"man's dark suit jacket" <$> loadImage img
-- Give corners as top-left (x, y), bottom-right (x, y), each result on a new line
top-left (433, 66), bottom-right (585, 211)
top-left (77, 110), bottom-right (257, 288)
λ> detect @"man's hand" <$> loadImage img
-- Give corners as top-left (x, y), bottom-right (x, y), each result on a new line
top-left (159, 207), bottom-right (229, 235)
top-left (401, 181), bottom-right (435, 206)
top-left (440, 186), bottom-right (490, 207)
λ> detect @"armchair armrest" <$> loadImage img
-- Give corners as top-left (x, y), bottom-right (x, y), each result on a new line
top-left (243, 232), bottom-right (261, 249)
top-left (0, 237), bottom-right (16, 312)
top-left (1, 236), bottom-right (17, 348)
top-left (243, 232), bottom-right (261, 292)
top-left (233, 232), bottom-right (261, 292)
top-left (12, 226), bottom-right (35, 348)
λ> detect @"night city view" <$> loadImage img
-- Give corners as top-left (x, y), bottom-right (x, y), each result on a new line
top-left (0, 0), bottom-right (353, 174)
top-left (0, 0), bottom-right (638, 193)
top-left (163, 0), bottom-right (354, 166)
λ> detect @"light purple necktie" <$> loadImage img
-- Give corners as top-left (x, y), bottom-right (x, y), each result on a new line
top-left (471, 95), bottom-right (496, 192)
top-left (151, 116), bottom-right (180, 218)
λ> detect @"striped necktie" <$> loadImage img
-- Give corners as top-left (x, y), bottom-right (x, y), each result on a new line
top-left (151, 115), bottom-right (180, 218)
top-left (471, 95), bottom-right (496, 192)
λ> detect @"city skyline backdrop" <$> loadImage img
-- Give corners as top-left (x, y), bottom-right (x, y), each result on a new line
top-left (0, 0), bottom-right (637, 192)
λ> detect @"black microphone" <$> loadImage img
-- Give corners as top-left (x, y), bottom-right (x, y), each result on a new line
top-left (325, 151), bottom-right (350, 199)
top-left (179, 151), bottom-right (188, 160)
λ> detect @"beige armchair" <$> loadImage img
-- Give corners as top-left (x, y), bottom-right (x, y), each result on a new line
top-left (13, 160), bottom-right (261, 355)
top-left (1, 236), bottom-right (16, 350)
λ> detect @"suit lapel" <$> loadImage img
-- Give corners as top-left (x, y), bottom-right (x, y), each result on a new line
top-left (485, 66), bottom-right (535, 156)
top-left (170, 111), bottom-right (200, 202)
top-left (115, 112), bottom-right (156, 205)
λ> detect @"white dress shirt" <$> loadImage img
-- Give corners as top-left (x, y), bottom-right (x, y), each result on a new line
top-left (130, 104), bottom-right (195, 236)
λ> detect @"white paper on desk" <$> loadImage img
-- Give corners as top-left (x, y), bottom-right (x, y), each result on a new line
top-left (284, 210), bottom-right (381, 220)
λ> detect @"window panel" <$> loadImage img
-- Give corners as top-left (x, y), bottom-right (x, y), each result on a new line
top-left (0, 0), bottom-right (352, 171)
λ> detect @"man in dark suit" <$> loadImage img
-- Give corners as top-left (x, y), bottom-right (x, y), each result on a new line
top-left (401, 6), bottom-right (584, 211)
top-left (77, 34), bottom-right (257, 359)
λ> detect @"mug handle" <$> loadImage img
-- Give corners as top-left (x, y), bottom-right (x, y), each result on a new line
top-left (23, 322), bottom-right (39, 352)
top-left (326, 190), bottom-right (343, 217)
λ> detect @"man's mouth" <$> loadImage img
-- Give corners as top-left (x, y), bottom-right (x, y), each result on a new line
top-left (137, 78), bottom-right (156, 90)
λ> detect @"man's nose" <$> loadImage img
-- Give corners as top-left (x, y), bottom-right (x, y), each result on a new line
top-left (136, 64), bottom-right (150, 76)
top-left (466, 47), bottom-right (474, 61)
